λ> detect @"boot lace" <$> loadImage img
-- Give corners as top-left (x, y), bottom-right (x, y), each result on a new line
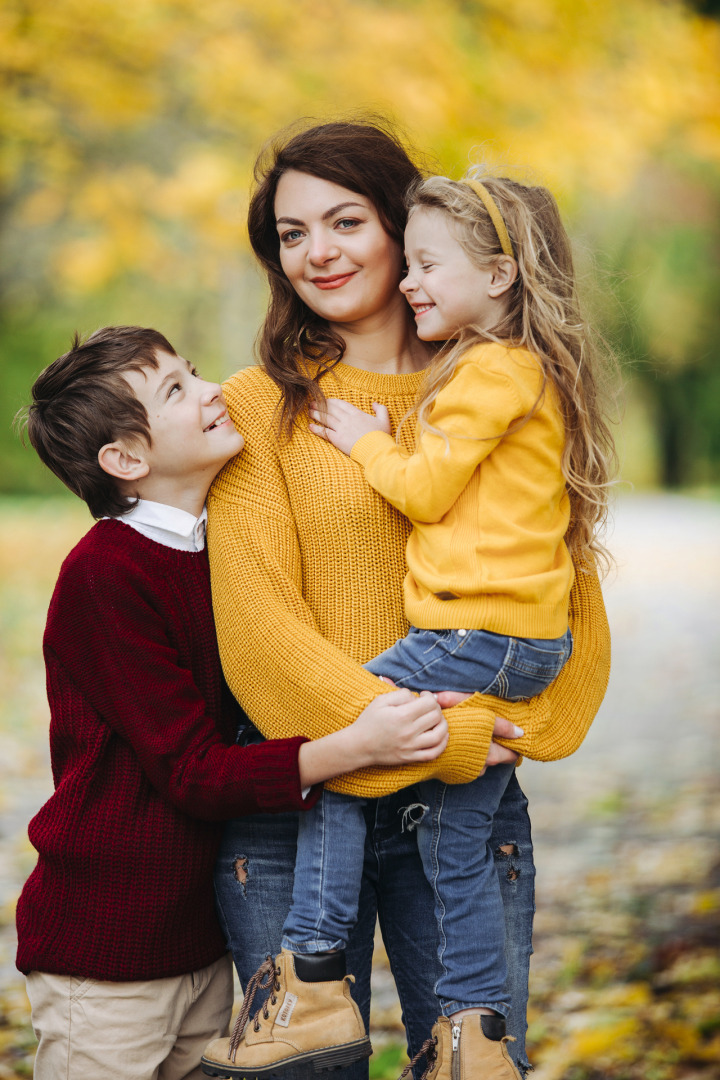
top-left (398, 1034), bottom-right (438, 1080)
top-left (227, 955), bottom-right (281, 1060)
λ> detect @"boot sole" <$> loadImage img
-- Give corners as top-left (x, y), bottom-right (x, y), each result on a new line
top-left (201, 1036), bottom-right (372, 1078)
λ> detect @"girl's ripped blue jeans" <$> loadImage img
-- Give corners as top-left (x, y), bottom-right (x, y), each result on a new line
top-left (282, 627), bottom-right (572, 1018)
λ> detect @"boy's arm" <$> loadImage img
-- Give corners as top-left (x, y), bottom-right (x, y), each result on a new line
top-left (46, 552), bottom-right (318, 821)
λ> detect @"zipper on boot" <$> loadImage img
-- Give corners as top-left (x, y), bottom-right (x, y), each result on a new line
top-left (451, 1024), bottom-right (461, 1080)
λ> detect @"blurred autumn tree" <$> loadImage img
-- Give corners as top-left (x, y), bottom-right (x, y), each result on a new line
top-left (1, 0), bottom-right (719, 491)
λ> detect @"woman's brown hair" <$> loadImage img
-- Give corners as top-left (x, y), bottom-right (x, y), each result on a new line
top-left (247, 119), bottom-right (423, 438)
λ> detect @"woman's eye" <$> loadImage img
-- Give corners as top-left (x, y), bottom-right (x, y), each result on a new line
top-left (336, 218), bottom-right (361, 230)
top-left (281, 229), bottom-right (303, 243)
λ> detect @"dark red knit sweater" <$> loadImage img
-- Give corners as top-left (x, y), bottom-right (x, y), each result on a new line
top-left (16, 519), bottom-right (317, 981)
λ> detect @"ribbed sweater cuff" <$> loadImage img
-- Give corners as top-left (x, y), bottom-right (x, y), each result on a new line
top-left (251, 737), bottom-right (322, 813)
top-left (350, 430), bottom-right (396, 468)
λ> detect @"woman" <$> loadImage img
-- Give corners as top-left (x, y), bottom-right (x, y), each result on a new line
top-left (206, 120), bottom-right (610, 1079)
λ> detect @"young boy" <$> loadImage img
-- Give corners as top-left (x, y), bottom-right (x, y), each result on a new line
top-left (15, 326), bottom-right (448, 1080)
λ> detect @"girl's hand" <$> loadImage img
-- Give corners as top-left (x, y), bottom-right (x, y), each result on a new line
top-left (309, 399), bottom-right (391, 456)
top-left (350, 689), bottom-right (448, 767)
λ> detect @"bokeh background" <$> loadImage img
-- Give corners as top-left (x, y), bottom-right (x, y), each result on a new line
top-left (1, 1), bottom-right (719, 1077)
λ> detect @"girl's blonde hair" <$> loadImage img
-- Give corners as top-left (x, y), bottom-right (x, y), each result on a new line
top-left (403, 170), bottom-right (618, 573)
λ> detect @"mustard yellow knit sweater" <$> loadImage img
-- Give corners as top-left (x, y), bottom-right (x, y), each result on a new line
top-left (351, 343), bottom-right (574, 638)
top-left (208, 362), bottom-right (610, 798)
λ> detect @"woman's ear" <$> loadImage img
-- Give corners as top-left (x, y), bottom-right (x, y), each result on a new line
top-left (488, 256), bottom-right (519, 298)
top-left (98, 441), bottom-right (149, 482)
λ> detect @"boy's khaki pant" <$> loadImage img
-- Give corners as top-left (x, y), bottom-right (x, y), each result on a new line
top-left (26, 952), bottom-right (233, 1080)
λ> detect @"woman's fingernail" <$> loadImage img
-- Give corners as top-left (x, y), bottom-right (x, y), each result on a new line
top-left (512, 725), bottom-right (524, 737)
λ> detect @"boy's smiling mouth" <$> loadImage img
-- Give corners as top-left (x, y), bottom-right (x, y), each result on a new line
top-left (204, 411), bottom-right (230, 432)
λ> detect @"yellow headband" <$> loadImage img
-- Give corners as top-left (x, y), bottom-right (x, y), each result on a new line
top-left (460, 179), bottom-right (515, 259)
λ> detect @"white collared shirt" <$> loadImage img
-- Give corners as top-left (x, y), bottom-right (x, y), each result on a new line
top-left (115, 499), bottom-right (208, 552)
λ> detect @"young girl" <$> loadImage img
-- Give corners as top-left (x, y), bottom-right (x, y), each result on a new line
top-left (201, 166), bottom-right (613, 1080)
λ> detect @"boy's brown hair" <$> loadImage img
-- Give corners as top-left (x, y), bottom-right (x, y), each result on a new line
top-left (25, 325), bottom-right (177, 519)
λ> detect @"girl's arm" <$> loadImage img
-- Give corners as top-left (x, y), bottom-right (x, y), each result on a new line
top-left (314, 354), bottom-right (524, 524)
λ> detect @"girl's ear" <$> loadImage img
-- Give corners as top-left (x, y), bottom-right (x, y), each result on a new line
top-left (98, 441), bottom-right (150, 482)
top-left (488, 256), bottom-right (518, 298)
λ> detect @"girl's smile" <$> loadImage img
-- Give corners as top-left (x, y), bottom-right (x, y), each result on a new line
top-left (401, 206), bottom-right (501, 341)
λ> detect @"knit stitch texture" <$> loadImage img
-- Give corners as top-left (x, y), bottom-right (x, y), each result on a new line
top-left (16, 520), bottom-right (313, 981)
top-left (208, 363), bottom-right (611, 798)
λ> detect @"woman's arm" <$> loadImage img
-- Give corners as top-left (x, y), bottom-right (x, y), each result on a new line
top-left (207, 392), bottom-right (494, 797)
top-left (208, 383), bottom-right (609, 796)
top-left (445, 557), bottom-right (611, 763)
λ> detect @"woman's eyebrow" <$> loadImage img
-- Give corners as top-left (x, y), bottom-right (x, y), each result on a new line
top-left (276, 201), bottom-right (366, 228)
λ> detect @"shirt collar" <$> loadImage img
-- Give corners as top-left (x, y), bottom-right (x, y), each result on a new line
top-left (117, 499), bottom-right (208, 552)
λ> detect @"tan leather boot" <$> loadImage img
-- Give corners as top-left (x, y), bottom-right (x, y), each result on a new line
top-left (400, 1015), bottom-right (522, 1080)
top-left (201, 949), bottom-right (371, 1078)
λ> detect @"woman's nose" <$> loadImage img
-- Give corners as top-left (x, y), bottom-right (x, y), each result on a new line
top-left (307, 231), bottom-right (340, 265)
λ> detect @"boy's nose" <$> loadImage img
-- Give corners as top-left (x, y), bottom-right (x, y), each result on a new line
top-left (200, 380), bottom-right (222, 402)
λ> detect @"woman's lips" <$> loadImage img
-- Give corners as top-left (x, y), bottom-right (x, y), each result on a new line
top-left (310, 272), bottom-right (357, 290)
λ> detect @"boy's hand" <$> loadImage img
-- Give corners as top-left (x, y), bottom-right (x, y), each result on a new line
top-left (351, 689), bottom-right (448, 767)
top-left (309, 399), bottom-right (391, 456)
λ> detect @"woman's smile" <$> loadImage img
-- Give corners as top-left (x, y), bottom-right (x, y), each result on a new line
top-left (309, 271), bottom-right (359, 290)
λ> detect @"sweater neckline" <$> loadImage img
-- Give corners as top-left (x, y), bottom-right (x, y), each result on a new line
top-left (321, 360), bottom-right (427, 396)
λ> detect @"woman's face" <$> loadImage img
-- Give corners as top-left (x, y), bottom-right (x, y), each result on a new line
top-left (274, 170), bottom-right (406, 326)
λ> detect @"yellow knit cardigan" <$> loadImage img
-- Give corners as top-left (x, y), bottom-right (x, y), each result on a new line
top-left (208, 362), bottom-right (610, 798)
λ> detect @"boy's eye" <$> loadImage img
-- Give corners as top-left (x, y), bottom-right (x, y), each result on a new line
top-left (421, 263), bottom-right (435, 272)
top-left (168, 382), bottom-right (182, 397)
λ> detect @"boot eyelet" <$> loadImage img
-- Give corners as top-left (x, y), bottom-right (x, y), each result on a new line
top-left (253, 1021), bottom-right (260, 1032)
top-left (271, 995), bottom-right (277, 1005)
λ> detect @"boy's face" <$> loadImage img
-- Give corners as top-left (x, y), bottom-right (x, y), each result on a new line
top-left (124, 351), bottom-right (244, 491)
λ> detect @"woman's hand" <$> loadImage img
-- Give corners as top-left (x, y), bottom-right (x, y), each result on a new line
top-left (310, 399), bottom-right (391, 456)
top-left (433, 690), bottom-right (523, 771)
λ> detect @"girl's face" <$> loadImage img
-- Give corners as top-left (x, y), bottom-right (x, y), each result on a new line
top-left (400, 206), bottom-right (497, 341)
top-left (274, 170), bottom-right (406, 327)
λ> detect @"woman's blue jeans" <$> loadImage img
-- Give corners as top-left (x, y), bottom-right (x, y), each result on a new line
top-left (213, 772), bottom-right (536, 1078)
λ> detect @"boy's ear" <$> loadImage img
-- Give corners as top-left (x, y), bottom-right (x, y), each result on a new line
top-left (98, 441), bottom-right (149, 482)
top-left (488, 256), bottom-right (518, 298)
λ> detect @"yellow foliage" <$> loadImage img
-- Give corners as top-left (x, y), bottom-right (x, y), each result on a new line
top-left (1, 0), bottom-right (719, 292)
